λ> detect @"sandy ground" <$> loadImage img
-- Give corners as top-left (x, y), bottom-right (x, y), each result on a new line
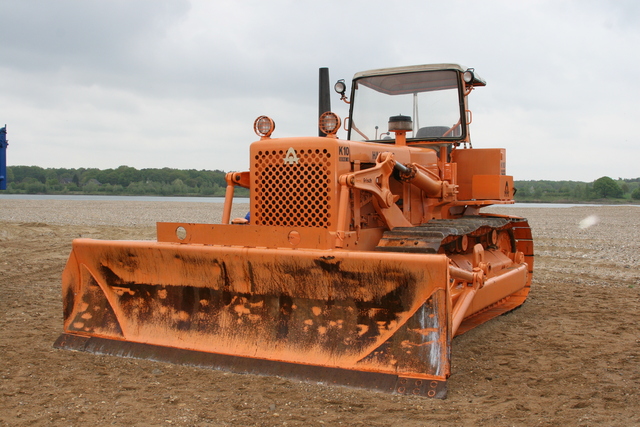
top-left (0, 200), bottom-right (639, 426)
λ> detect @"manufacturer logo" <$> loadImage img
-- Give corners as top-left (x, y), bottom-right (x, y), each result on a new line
top-left (284, 147), bottom-right (299, 165)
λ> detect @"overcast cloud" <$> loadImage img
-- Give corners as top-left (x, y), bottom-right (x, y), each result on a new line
top-left (1, 0), bottom-right (638, 181)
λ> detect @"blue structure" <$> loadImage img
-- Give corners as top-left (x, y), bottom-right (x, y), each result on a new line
top-left (0, 125), bottom-right (7, 190)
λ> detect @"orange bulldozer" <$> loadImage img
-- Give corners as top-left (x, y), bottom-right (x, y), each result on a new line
top-left (55, 64), bottom-right (533, 398)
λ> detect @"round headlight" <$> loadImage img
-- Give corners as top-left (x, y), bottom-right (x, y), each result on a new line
top-left (463, 70), bottom-right (475, 83)
top-left (319, 112), bottom-right (341, 136)
top-left (254, 115), bottom-right (275, 138)
top-left (334, 79), bottom-right (346, 95)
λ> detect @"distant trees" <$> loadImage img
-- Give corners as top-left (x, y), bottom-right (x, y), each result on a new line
top-left (592, 176), bottom-right (623, 198)
top-left (513, 177), bottom-right (638, 203)
top-left (3, 165), bottom-right (638, 203)
top-left (4, 165), bottom-right (246, 197)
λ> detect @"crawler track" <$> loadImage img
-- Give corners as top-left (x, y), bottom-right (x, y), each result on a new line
top-left (375, 216), bottom-right (514, 254)
top-left (376, 215), bottom-right (534, 335)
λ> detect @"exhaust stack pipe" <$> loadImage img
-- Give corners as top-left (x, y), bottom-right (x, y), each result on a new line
top-left (318, 67), bottom-right (331, 136)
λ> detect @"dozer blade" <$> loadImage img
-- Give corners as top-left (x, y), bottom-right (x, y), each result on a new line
top-left (56, 239), bottom-right (453, 398)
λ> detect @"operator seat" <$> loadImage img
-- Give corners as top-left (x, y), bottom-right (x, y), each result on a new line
top-left (415, 126), bottom-right (450, 138)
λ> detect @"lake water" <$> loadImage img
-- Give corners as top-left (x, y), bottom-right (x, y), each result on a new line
top-left (0, 194), bottom-right (636, 208)
top-left (488, 203), bottom-right (638, 208)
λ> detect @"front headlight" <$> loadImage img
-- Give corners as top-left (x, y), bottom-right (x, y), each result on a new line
top-left (319, 112), bottom-right (341, 136)
top-left (254, 116), bottom-right (275, 138)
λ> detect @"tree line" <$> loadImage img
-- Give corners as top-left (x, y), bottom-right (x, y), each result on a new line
top-left (2, 165), bottom-right (248, 197)
top-left (2, 165), bottom-right (638, 202)
top-left (514, 177), bottom-right (640, 203)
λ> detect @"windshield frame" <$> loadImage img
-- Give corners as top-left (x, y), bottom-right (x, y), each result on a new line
top-left (346, 68), bottom-right (467, 144)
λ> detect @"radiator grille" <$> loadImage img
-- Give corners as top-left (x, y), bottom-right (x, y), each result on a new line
top-left (253, 148), bottom-right (332, 228)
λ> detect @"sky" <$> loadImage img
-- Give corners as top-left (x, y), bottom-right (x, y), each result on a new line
top-left (1, 0), bottom-right (638, 182)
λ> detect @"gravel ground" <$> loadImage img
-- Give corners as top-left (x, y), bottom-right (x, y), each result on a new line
top-left (1, 200), bottom-right (639, 426)
top-left (488, 205), bottom-right (640, 287)
top-left (2, 200), bottom-right (637, 278)
top-left (0, 199), bottom-right (251, 227)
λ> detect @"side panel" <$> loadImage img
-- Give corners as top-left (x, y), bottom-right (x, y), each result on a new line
top-left (452, 148), bottom-right (506, 200)
top-left (472, 175), bottom-right (514, 200)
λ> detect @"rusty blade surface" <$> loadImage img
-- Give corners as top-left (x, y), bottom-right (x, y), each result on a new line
top-left (61, 239), bottom-right (452, 385)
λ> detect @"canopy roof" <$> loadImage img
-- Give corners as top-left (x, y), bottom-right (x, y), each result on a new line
top-left (353, 63), bottom-right (486, 95)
